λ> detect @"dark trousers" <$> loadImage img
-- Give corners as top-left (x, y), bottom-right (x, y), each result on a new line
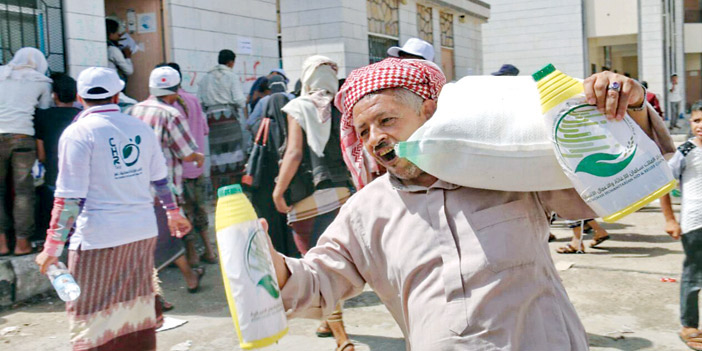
top-left (681, 227), bottom-right (702, 327)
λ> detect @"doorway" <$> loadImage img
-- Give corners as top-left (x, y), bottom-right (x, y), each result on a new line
top-left (104, 0), bottom-right (167, 100)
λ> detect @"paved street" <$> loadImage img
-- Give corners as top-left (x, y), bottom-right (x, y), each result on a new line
top-left (0, 198), bottom-right (693, 350)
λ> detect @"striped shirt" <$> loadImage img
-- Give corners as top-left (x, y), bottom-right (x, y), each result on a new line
top-left (127, 96), bottom-right (198, 197)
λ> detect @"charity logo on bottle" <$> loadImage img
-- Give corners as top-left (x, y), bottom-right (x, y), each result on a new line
top-left (244, 228), bottom-right (280, 299)
top-left (553, 104), bottom-right (637, 178)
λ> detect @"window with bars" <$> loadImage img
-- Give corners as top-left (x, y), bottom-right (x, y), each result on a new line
top-left (367, 0), bottom-right (399, 63)
top-left (416, 4), bottom-right (433, 44)
top-left (0, 0), bottom-right (65, 73)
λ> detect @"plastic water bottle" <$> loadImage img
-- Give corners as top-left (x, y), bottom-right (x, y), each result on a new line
top-left (532, 64), bottom-right (676, 222)
top-left (46, 262), bottom-right (81, 302)
top-left (215, 184), bottom-right (287, 349)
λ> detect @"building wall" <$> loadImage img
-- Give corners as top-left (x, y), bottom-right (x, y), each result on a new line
top-left (280, 0), bottom-right (368, 86)
top-left (281, 0), bottom-right (487, 84)
top-left (62, 0), bottom-right (108, 78)
top-left (482, 0), bottom-right (585, 78)
top-left (165, 0), bottom-right (280, 94)
top-left (585, 0), bottom-right (638, 37)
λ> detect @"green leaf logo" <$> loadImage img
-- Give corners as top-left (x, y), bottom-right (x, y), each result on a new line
top-left (257, 274), bottom-right (280, 299)
top-left (574, 148), bottom-right (636, 177)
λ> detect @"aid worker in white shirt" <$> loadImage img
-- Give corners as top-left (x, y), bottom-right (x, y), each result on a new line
top-left (35, 67), bottom-right (191, 350)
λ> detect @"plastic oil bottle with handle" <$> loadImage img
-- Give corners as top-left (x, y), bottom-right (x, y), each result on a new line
top-left (215, 184), bottom-right (287, 349)
top-left (532, 63), bottom-right (676, 222)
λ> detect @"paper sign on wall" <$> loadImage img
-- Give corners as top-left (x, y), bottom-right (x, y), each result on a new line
top-left (137, 12), bottom-right (157, 33)
top-left (237, 37), bottom-right (253, 55)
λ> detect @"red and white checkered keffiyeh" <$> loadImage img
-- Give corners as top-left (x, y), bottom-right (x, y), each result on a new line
top-left (334, 58), bottom-right (446, 189)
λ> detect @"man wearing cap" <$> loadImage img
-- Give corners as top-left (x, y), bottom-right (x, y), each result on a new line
top-left (127, 66), bottom-right (206, 293)
top-left (35, 67), bottom-right (192, 350)
top-left (158, 62), bottom-right (217, 266)
top-left (387, 37), bottom-right (435, 61)
top-left (262, 58), bottom-right (674, 349)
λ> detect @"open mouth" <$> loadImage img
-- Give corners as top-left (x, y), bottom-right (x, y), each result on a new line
top-left (377, 147), bottom-right (398, 163)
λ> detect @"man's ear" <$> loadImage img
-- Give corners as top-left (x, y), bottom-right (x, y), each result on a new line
top-left (111, 94), bottom-right (120, 104)
top-left (422, 99), bottom-right (437, 121)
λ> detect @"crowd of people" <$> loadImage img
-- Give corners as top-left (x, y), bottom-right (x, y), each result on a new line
top-left (1, 27), bottom-right (702, 350)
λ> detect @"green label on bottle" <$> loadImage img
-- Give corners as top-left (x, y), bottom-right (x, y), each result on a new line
top-left (245, 228), bottom-right (280, 299)
top-left (554, 104), bottom-right (637, 178)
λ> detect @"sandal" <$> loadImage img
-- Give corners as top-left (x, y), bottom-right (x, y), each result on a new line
top-left (315, 320), bottom-right (333, 338)
top-left (328, 308), bottom-right (354, 351)
top-left (187, 267), bottom-right (206, 293)
top-left (590, 234), bottom-right (610, 248)
top-left (680, 330), bottom-right (702, 350)
top-left (556, 243), bottom-right (584, 254)
top-left (336, 340), bottom-right (354, 351)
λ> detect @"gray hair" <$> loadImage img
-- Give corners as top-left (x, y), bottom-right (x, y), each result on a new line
top-left (357, 87), bottom-right (424, 114)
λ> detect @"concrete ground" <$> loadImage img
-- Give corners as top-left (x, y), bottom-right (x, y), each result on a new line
top-left (0, 200), bottom-right (692, 351)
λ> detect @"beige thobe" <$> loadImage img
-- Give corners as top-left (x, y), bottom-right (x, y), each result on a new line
top-left (281, 105), bottom-right (675, 350)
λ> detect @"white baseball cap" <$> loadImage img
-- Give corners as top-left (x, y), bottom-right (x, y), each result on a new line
top-left (149, 66), bottom-right (181, 96)
top-left (77, 67), bottom-right (125, 99)
top-left (387, 38), bottom-right (435, 61)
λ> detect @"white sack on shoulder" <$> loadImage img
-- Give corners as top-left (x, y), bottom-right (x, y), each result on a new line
top-left (395, 75), bottom-right (574, 191)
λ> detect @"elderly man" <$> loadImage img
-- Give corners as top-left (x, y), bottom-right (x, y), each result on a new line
top-left (263, 58), bottom-right (674, 350)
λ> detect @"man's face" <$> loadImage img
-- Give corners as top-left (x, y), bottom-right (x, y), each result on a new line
top-left (690, 111), bottom-right (702, 139)
top-left (672, 76), bottom-right (678, 84)
top-left (108, 32), bottom-right (121, 41)
top-left (352, 90), bottom-right (433, 180)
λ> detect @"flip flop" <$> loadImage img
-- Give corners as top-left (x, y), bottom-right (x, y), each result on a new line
top-left (316, 321), bottom-right (333, 338)
top-left (590, 235), bottom-right (610, 248)
top-left (556, 243), bottom-right (585, 254)
top-left (187, 267), bottom-right (206, 294)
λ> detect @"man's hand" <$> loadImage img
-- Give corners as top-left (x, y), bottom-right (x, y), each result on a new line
top-left (583, 71), bottom-right (646, 121)
top-left (184, 152), bottom-right (205, 168)
top-left (665, 219), bottom-right (682, 240)
top-left (272, 188), bottom-right (291, 213)
top-left (35, 251), bottom-right (59, 275)
top-left (166, 209), bottom-right (192, 238)
top-left (122, 47), bottom-right (132, 59)
top-left (260, 218), bottom-right (290, 289)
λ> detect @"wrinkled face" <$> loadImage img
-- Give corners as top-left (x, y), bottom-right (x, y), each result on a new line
top-left (352, 90), bottom-right (432, 181)
top-left (691, 111), bottom-right (702, 139)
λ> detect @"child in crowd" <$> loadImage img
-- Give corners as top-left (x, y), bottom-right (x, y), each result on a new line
top-left (661, 101), bottom-right (702, 350)
top-left (34, 73), bottom-right (81, 238)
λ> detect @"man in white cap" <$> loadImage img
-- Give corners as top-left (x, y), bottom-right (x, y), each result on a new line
top-left (127, 66), bottom-right (207, 295)
top-left (35, 67), bottom-right (191, 349)
top-left (386, 37), bottom-right (435, 61)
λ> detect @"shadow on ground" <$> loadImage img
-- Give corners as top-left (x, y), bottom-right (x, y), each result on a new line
top-left (588, 246), bottom-right (681, 258)
top-left (349, 334), bottom-right (405, 350)
top-left (345, 291), bottom-right (383, 308)
top-left (587, 333), bottom-right (653, 350)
